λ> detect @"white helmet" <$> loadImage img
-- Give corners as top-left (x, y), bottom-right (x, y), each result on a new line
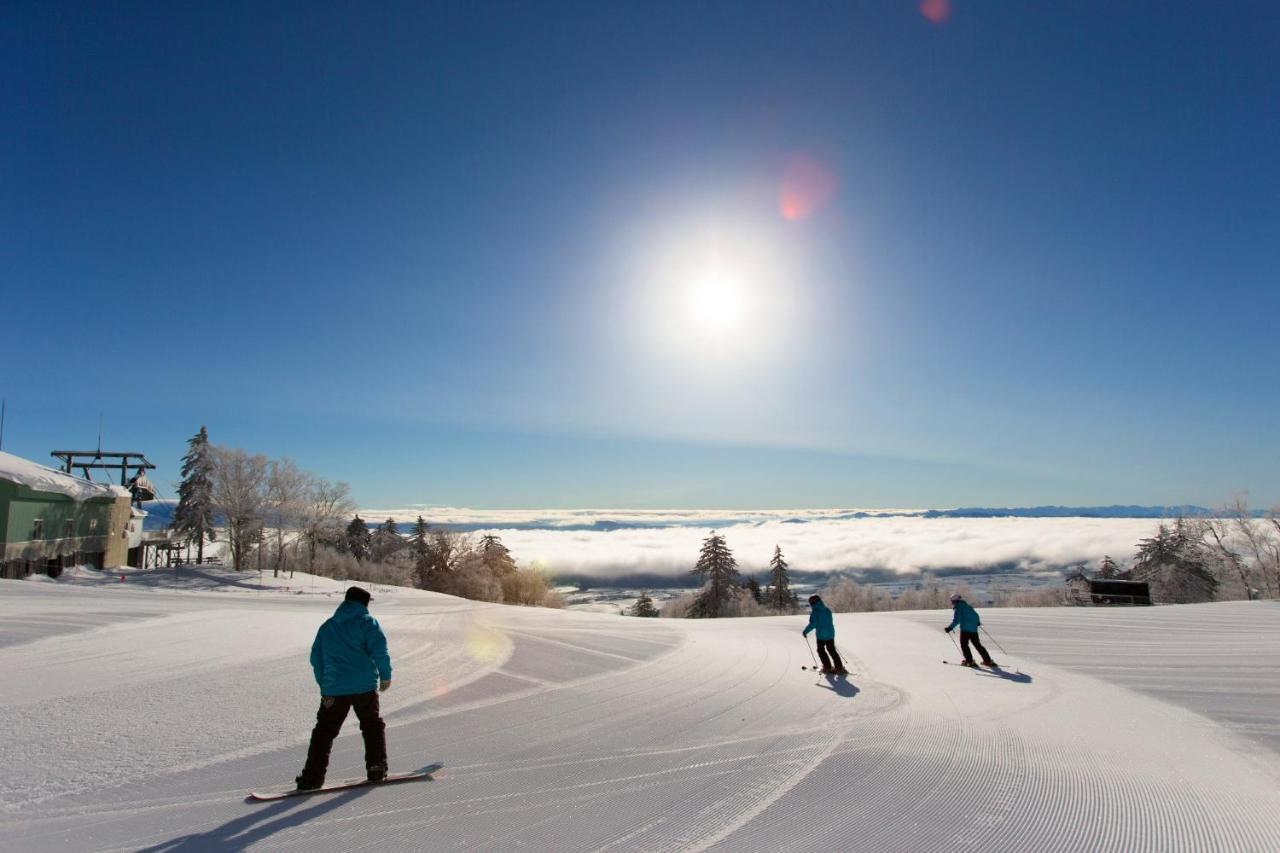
top-left (949, 593), bottom-right (962, 604)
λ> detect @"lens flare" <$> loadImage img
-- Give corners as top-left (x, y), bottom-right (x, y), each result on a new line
top-left (778, 153), bottom-right (836, 221)
top-left (920, 0), bottom-right (951, 25)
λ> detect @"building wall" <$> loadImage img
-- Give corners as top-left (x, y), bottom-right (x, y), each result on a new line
top-left (0, 479), bottom-right (118, 577)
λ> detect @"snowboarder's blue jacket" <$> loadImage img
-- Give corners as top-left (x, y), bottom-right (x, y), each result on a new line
top-left (804, 600), bottom-right (836, 641)
top-left (947, 600), bottom-right (981, 633)
top-left (310, 600), bottom-right (392, 696)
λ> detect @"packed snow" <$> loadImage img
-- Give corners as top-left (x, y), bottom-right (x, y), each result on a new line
top-left (1, 569), bottom-right (1278, 852)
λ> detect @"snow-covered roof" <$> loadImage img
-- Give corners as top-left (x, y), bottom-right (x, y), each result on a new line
top-left (0, 451), bottom-right (130, 501)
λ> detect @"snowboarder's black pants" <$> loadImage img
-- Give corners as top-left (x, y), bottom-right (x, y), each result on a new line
top-left (960, 630), bottom-right (994, 665)
top-left (300, 690), bottom-right (387, 783)
top-left (816, 639), bottom-right (844, 672)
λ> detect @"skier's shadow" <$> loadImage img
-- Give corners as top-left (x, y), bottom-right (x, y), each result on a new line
top-left (817, 675), bottom-right (860, 698)
top-left (137, 787), bottom-right (370, 852)
top-left (975, 667), bottom-right (1033, 684)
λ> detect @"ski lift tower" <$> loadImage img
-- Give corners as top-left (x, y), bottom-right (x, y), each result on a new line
top-left (51, 450), bottom-right (155, 487)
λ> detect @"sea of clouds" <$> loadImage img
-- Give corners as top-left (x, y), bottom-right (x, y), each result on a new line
top-left (358, 508), bottom-right (1162, 582)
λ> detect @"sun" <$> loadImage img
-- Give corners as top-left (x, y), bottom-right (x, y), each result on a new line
top-left (685, 267), bottom-right (744, 337)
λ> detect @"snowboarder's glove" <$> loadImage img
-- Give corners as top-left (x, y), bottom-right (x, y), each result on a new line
top-left (322, 696), bottom-right (336, 708)
top-left (944, 627), bottom-right (953, 633)
top-left (379, 679), bottom-right (391, 692)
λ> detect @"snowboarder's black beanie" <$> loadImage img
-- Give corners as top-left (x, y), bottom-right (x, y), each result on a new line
top-left (809, 595), bottom-right (821, 605)
top-left (345, 586), bottom-right (373, 607)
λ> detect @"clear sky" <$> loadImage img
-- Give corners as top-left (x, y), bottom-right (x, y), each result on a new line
top-left (3, 1), bottom-right (1277, 509)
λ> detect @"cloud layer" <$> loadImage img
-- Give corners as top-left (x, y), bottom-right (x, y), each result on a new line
top-left (359, 508), bottom-right (1160, 581)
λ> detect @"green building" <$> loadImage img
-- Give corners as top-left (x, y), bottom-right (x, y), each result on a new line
top-left (0, 451), bottom-right (133, 579)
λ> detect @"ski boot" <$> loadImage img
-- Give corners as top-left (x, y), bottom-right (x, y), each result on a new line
top-left (367, 763), bottom-right (387, 783)
top-left (959, 660), bottom-right (980, 669)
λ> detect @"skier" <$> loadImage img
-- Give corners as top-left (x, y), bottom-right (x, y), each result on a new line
top-left (802, 594), bottom-right (848, 675)
top-left (295, 586), bottom-right (393, 791)
top-left (945, 592), bottom-right (997, 668)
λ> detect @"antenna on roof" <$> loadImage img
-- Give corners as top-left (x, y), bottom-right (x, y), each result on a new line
top-left (0, 399), bottom-right (6, 451)
top-left (97, 414), bottom-right (103, 458)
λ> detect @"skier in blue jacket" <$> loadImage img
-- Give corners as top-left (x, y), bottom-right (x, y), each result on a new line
top-left (945, 593), bottom-right (996, 668)
top-left (803, 594), bottom-right (848, 675)
top-left (296, 586), bottom-right (393, 790)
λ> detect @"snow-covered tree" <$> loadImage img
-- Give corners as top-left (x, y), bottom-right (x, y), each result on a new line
top-left (300, 475), bottom-right (353, 574)
top-left (210, 445), bottom-right (268, 571)
top-left (764, 545), bottom-right (795, 611)
top-left (1131, 520), bottom-right (1218, 603)
top-left (630, 591), bottom-right (659, 617)
top-left (744, 576), bottom-right (762, 604)
top-left (172, 426), bottom-right (216, 564)
top-left (688, 531), bottom-right (740, 618)
top-left (263, 457), bottom-right (307, 577)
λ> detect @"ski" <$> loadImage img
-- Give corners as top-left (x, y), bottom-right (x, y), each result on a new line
top-left (249, 762), bottom-right (444, 801)
top-left (942, 660), bottom-right (1001, 668)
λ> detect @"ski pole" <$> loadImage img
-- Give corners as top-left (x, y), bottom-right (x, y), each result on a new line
top-left (803, 635), bottom-right (821, 671)
top-left (980, 626), bottom-right (1011, 660)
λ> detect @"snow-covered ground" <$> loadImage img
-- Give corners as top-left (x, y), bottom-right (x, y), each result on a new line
top-left (1, 570), bottom-right (1278, 852)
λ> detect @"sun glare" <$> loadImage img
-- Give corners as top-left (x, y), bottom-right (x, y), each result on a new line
top-left (686, 269), bottom-right (743, 336)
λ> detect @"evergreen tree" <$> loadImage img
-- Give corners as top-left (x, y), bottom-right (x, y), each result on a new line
top-left (745, 576), bottom-right (762, 605)
top-left (630, 591), bottom-right (659, 617)
top-left (480, 534), bottom-right (517, 577)
top-left (764, 545), bottom-right (794, 611)
top-left (1131, 520), bottom-right (1219, 603)
top-left (172, 426), bottom-right (216, 564)
top-left (410, 516), bottom-right (432, 588)
top-left (689, 531), bottom-right (740, 618)
top-left (1098, 555), bottom-right (1120, 579)
top-left (372, 517), bottom-right (404, 562)
top-left (346, 515), bottom-right (371, 562)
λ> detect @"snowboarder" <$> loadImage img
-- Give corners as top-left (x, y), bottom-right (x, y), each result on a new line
top-left (945, 593), bottom-right (996, 668)
top-left (295, 586), bottom-right (393, 791)
top-left (802, 594), bottom-right (847, 675)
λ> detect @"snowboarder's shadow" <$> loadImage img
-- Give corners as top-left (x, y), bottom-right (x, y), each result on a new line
top-left (817, 674), bottom-right (860, 698)
top-left (975, 667), bottom-right (1033, 684)
top-left (138, 787), bottom-right (370, 852)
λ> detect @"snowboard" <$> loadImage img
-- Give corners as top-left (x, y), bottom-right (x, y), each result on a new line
top-left (249, 762), bottom-right (444, 801)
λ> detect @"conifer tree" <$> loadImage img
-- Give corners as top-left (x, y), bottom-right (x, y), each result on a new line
top-left (630, 591), bottom-right (659, 617)
top-left (479, 534), bottom-right (517, 577)
top-left (410, 516), bottom-right (432, 588)
top-left (1098, 555), bottom-right (1120, 579)
top-left (745, 576), bottom-right (762, 605)
top-left (765, 545), bottom-right (795, 611)
top-left (173, 426), bottom-right (216, 564)
top-left (372, 517), bottom-right (404, 562)
top-left (346, 515), bottom-right (371, 562)
top-left (689, 531), bottom-right (740, 618)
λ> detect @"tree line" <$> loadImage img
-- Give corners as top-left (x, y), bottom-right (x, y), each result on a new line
top-left (169, 426), bottom-right (562, 607)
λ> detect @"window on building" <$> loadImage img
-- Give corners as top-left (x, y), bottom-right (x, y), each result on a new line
top-left (64, 519), bottom-right (75, 538)
top-left (89, 518), bottom-right (99, 532)
top-left (32, 519), bottom-right (44, 539)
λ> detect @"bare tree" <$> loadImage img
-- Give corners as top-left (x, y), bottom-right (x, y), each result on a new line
top-left (264, 457), bottom-right (308, 577)
top-left (211, 446), bottom-right (269, 571)
top-left (300, 474), bottom-right (354, 575)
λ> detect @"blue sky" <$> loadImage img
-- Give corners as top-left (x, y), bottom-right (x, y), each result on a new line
top-left (3, 1), bottom-right (1277, 508)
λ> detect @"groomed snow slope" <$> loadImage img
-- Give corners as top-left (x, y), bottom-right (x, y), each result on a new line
top-left (1, 574), bottom-right (1278, 852)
